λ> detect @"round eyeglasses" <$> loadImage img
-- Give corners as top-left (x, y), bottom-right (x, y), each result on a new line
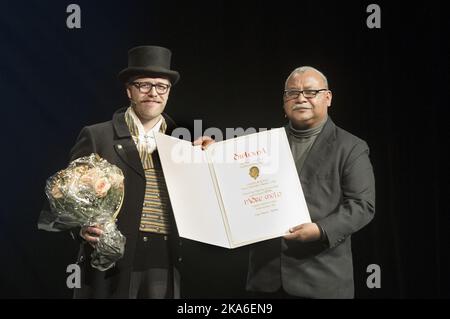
top-left (131, 82), bottom-right (171, 95)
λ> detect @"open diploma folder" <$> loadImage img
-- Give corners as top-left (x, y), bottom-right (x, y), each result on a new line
top-left (155, 128), bottom-right (311, 248)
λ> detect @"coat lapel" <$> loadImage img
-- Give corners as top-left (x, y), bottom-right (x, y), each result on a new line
top-left (112, 108), bottom-right (145, 179)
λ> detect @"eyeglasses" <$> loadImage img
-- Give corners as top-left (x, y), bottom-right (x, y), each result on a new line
top-left (284, 89), bottom-right (328, 100)
top-left (131, 82), bottom-right (171, 95)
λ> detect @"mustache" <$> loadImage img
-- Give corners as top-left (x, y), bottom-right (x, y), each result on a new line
top-left (129, 98), bottom-right (160, 106)
top-left (292, 104), bottom-right (312, 110)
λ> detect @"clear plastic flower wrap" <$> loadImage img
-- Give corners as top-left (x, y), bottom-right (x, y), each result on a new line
top-left (38, 153), bottom-right (126, 271)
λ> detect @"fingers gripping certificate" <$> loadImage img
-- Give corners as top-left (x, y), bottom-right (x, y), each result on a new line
top-left (155, 128), bottom-right (310, 248)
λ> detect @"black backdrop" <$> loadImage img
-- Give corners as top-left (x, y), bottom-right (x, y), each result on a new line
top-left (0, 0), bottom-right (448, 298)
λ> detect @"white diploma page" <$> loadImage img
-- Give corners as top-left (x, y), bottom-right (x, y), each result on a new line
top-left (155, 128), bottom-right (311, 248)
top-left (154, 133), bottom-right (230, 248)
top-left (207, 128), bottom-right (311, 247)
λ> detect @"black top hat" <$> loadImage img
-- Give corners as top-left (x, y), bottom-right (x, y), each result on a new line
top-left (118, 45), bottom-right (180, 84)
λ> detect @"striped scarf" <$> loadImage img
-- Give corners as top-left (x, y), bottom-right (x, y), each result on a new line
top-left (124, 107), bottom-right (167, 169)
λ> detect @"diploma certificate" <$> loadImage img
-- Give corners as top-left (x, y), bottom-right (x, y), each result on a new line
top-left (155, 128), bottom-right (310, 248)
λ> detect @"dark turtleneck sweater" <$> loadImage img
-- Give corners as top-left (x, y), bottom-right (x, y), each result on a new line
top-left (286, 116), bottom-right (328, 173)
top-left (286, 116), bottom-right (329, 243)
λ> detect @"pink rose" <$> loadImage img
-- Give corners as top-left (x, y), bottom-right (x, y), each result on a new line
top-left (51, 185), bottom-right (63, 199)
top-left (94, 178), bottom-right (111, 198)
top-left (109, 173), bottom-right (124, 188)
top-left (80, 168), bottom-right (102, 186)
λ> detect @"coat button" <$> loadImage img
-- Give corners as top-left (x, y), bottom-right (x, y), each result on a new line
top-left (178, 257), bottom-right (183, 263)
top-left (117, 144), bottom-right (122, 149)
top-left (143, 236), bottom-right (148, 242)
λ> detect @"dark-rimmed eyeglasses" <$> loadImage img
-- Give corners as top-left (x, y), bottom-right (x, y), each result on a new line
top-left (131, 82), bottom-right (171, 95)
top-left (284, 89), bottom-right (328, 100)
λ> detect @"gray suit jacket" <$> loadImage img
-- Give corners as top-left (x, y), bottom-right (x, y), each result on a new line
top-left (247, 117), bottom-right (375, 298)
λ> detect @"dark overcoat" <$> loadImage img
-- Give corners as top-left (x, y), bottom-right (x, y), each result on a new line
top-left (70, 107), bottom-right (182, 298)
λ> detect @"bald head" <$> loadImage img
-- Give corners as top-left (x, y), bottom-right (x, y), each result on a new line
top-left (285, 66), bottom-right (329, 89)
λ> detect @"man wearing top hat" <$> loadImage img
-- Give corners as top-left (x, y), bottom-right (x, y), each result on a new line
top-left (70, 45), bottom-right (185, 298)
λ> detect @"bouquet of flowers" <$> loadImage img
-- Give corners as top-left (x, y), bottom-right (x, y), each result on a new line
top-left (38, 153), bottom-right (126, 271)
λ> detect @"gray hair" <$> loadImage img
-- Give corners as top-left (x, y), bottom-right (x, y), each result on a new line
top-left (285, 66), bottom-right (329, 89)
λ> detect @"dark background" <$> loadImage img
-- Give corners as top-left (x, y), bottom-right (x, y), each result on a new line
top-left (0, 0), bottom-right (448, 298)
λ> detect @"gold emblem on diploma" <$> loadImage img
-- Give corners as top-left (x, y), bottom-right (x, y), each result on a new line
top-left (249, 166), bottom-right (260, 180)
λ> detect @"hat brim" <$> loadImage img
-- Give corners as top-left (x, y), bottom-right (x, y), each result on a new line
top-left (118, 67), bottom-right (180, 85)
